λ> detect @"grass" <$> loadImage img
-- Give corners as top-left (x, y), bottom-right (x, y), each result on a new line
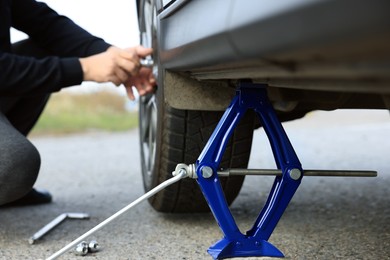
top-left (30, 90), bottom-right (138, 136)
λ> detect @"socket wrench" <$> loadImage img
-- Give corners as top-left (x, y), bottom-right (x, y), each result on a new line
top-left (29, 212), bottom-right (89, 244)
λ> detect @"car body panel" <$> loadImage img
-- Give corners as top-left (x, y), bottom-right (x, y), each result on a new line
top-left (159, 0), bottom-right (390, 69)
top-left (153, 0), bottom-right (390, 111)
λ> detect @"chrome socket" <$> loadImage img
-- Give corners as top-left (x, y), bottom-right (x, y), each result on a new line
top-left (74, 241), bottom-right (88, 256)
top-left (88, 240), bottom-right (100, 253)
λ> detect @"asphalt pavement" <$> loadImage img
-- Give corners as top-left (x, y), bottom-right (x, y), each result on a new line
top-left (0, 109), bottom-right (389, 260)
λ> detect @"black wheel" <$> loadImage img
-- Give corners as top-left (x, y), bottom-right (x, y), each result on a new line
top-left (138, 0), bottom-right (255, 213)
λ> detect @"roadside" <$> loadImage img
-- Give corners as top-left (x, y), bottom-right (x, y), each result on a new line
top-left (30, 90), bottom-right (138, 136)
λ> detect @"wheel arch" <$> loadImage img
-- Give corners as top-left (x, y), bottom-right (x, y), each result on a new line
top-left (162, 70), bottom-right (236, 111)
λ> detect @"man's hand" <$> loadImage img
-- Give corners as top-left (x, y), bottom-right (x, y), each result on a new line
top-left (124, 67), bottom-right (156, 100)
top-left (79, 46), bottom-right (156, 99)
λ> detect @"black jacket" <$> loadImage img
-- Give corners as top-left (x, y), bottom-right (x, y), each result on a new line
top-left (0, 0), bottom-right (111, 96)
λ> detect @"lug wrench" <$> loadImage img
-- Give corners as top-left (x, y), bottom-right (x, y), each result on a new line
top-left (29, 213), bottom-right (90, 244)
top-left (46, 169), bottom-right (188, 260)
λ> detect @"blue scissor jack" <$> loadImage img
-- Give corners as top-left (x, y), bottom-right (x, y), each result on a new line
top-left (195, 82), bottom-right (301, 259)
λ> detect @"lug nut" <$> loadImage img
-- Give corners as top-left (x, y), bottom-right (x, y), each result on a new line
top-left (88, 240), bottom-right (100, 253)
top-left (74, 241), bottom-right (88, 256)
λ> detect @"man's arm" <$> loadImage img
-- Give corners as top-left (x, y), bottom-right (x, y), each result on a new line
top-left (2, 0), bottom-right (155, 97)
top-left (0, 46), bottom-right (155, 97)
top-left (0, 52), bottom-right (83, 96)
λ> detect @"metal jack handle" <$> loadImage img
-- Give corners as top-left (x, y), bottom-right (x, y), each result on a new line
top-left (196, 82), bottom-right (302, 259)
top-left (46, 170), bottom-right (188, 260)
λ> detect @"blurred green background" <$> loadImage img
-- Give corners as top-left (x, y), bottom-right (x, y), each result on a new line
top-left (30, 90), bottom-right (138, 136)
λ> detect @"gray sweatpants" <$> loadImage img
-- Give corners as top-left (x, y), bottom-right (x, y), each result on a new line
top-left (0, 40), bottom-right (51, 205)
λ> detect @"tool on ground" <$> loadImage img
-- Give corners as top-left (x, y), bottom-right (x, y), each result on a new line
top-left (74, 241), bottom-right (89, 256)
top-left (46, 82), bottom-right (377, 259)
top-left (29, 213), bottom-right (89, 245)
top-left (87, 240), bottom-right (100, 253)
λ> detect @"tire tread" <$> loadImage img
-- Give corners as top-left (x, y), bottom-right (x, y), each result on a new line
top-left (147, 106), bottom-right (255, 213)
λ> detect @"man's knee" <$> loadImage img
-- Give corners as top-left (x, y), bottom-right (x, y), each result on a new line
top-left (0, 136), bottom-right (41, 205)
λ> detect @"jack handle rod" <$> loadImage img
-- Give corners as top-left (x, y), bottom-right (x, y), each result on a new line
top-left (218, 169), bottom-right (377, 177)
top-left (46, 170), bottom-right (187, 260)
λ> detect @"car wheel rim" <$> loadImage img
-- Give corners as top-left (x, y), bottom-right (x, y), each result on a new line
top-left (140, 94), bottom-right (157, 184)
top-left (139, 0), bottom-right (158, 187)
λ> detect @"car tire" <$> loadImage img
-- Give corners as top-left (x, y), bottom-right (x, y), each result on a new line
top-left (139, 89), bottom-right (255, 213)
